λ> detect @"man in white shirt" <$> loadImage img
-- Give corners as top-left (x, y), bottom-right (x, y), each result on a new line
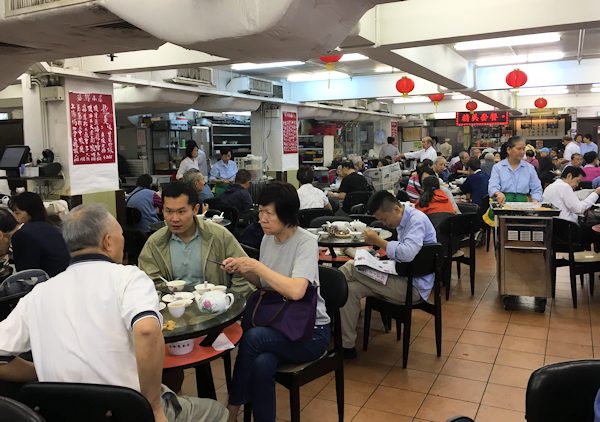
top-left (296, 165), bottom-right (331, 210)
top-left (396, 136), bottom-right (437, 163)
top-left (0, 204), bottom-right (227, 422)
top-left (542, 166), bottom-right (600, 223)
top-left (562, 135), bottom-right (581, 167)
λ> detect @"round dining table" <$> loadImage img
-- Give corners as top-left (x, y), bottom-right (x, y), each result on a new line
top-left (317, 229), bottom-right (392, 258)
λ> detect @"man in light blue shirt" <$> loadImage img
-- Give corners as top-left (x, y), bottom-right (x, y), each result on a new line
top-left (209, 148), bottom-right (238, 182)
top-left (169, 225), bottom-right (203, 285)
top-left (339, 191), bottom-right (437, 358)
top-left (488, 136), bottom-right (543, 203)
top-left (581, 133), bottom-right (599, 155)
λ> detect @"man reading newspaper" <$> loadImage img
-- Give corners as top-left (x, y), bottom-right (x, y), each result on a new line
top-left (339, 191), bottom-right (437, 359)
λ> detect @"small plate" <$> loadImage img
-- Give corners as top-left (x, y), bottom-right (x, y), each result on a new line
top-left (334, 232), bottom-right (352, 238)
top-left (162, 292), bottom-right (195, 303)
top-left (158, 302), bottom-right (166, 311)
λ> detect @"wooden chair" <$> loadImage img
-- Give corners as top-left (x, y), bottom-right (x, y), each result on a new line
top-left (362, 243), bottom-right (443, 368)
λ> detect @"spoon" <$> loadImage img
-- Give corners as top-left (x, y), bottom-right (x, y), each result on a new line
top-left (219, 211), bottom-right (224, 218)
top-left (159, 275), bottom-right (170, 284)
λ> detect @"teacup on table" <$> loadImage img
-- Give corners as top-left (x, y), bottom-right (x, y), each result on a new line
top-left (166, 280), bottom-right (186, 292)
top-left (167, 299), bottom-right (191, 318)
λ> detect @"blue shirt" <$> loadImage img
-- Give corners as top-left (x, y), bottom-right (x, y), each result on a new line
top-left (581, 142), bottom-right (598, 155)
top-left (593, 175), bottom-right (600, 189)
top-left (209, 160), bottom-right (238, 181)
top-left (460, 170), bottom-right (490, 208)
top-left (488, 159), bottom-right (543, 202)
top-left (169, 227), bottom-right (203, 286)
top-left (385, 206), bottom-right (438, 300)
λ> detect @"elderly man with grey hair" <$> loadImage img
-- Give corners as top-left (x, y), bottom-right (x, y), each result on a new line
top-left (182, 168), bottom-right (212, 208)
top-left (0, 204), bottom-right (228, 422)
top-left (481, 152), bottom-right (496, 176)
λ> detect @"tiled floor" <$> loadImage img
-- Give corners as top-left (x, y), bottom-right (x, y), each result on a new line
top-left (182, 247), bottom-right (600, 421)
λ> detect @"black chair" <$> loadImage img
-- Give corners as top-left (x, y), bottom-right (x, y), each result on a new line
top-left (362, 243), bottom-right (443, 368)
top-left (525, 360), bottom-right (600, 422)
top-left (551, 218), bottom-right (599, 308)
top-left (240, 243), bottom-right (260, 260)
top-left (123, 229), bottom-right (148, 265)
top-left (19, 382), bottom-right (154, 422)
top-left (245, 266), bottom-right (348, 422)
top-left (298, 208), bottom-right (333, 228)
top-left (342, 191), bottom-right (372, 213)
top-left (0, 270), bottom-right (49, 321)
top-left (308, 216), bottom-right (352, 229)
top-left (0, 396), bottom-right (45, 422)
top-left (204, 209), bottom-right (222, 218)
top-left (457, 202), bottom-right (479, 215)
top-left (203, 197), bottom-right (221, 210)
top-left (580, 181), bottom-right (593, 190)
top-left (124, 207), bottom-right (141, 226)
top-left (218, 206), bottom-right (240, 236)
top-left (349, 203), bottom-right (365, 214)
top-left (348, 214), bottom-right (377, 225)
top-left (396, 189), bottom-right (410, 202)
top-left (238, 208), bottom-right (258, 229)
top-left (438, 214), bottom-right (478, 300)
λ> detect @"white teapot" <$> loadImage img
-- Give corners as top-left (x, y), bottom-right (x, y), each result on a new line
top-left (349, 220), bottom-right (367, 233)
top-left (196, 290), bottom-right (235, 314)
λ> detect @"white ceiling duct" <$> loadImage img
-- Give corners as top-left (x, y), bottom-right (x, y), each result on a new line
top-left (297, 106), bottom-right (333, 119)
top-left (357, 114), bottom-right (382, 122)
top-left (192, 96), bottom-right (261, 113)
top-left (114, 86), bottom-right (199, 112)
top-left (327, 111), bottom-right (359, 121)
top-left (103, 0), bottom-right (393, 61)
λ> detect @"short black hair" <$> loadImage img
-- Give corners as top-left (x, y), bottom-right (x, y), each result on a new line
top-left (235, 169), bottom-right (252, 184)
top-left (525, 150), bottom-right (534, 158)
top-left (161, 181), bottom-right (199, 207)
top-left (220, 148), bottom-right (232, 158)
top-left (297, 165), bottom-right (315, 185)
top-left (0, 208), bottom-right (18, 232)
top-left (367, 190), bottom-right (400, 214)
top-left (585, 133), bottom-right (593, 140)
top-left (341, 161), bottom-right (354, 169)
top-left (466, 158), bottom-right (481, 171)
top-left (258, 182), bottom-right (299, 227)
top-left (421, 159), bottom-right (434, 168)
top-left (379, 158), bottom-right (391, 167)
top-left (417, 166), bottom-right (435, 184)
top-left (136, 174), bottom-right (153, 189)
top-left (561, 166), bottom-right (586, 179)
top-left (10, 192), bottom-right (47, 222)
top-left (185, 140), bottom-right (198, 159)
top-left (387, 136), bottom-right (395, 144)
top-left (584, 151), bottom-right (598, 165)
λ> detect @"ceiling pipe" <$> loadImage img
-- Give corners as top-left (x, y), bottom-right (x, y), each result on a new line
top-left (577, 29), bottom-right (586, 64)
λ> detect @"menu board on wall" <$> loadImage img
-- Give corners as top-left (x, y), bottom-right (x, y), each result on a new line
top-left (282, 111), bottom-right (298, 154)
top-left (69, 92), bottom-right (116, 165)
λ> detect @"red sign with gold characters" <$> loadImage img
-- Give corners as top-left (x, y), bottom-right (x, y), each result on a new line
top-left (282, 111), bottom-right (298, 154)
top-left (455, 111), bottom-right (509, 127)
top-left (69, 92), bottom-right (116, 165)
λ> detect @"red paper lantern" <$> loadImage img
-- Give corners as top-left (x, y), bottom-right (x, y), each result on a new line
top-left (534, 97), bottom-right (548, 109)
top-left (506, 68), bottom-right (528, 89)
top-left (395, 76), bottom-right (415, 97)
top-left (466, 100), bottom-right (478, 114)
top-left (428, 93), bottom-right (445, 103)
top-left (319, 54), bottom-right (343, 71)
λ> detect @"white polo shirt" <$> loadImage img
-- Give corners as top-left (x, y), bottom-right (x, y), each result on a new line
top-left (563, 141), bottom-right (581, 165)
top-left (0, 254), bottom-right (162, 392)
top-left (297, 184), bottom-right (329, 210)
top-left (404, 146), bottom-right (438, 163)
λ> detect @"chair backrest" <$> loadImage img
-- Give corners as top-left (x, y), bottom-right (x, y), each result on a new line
top-left (525, 360), bottom-right (600, 422)
top-left (395, 243), bottom-right (443, 306)
top-left (552, 217), bottom-right (581, 247)
top-left (308, 216), bottom-right (352, 228)
top-left (203, 197), bottom-right (221, 210)
top-left (396, 189), bottom-right (410, 202)
top-left (580, 181), bottom-right (593, 190)
top-left (445, 213), bottom-right (479, 237)
top-left (298, 208), bottom-right (333, 228)
top-left (19, 382), bottom-right (154, 422)
top-left (349, 203), bottom-right (365, 214)
top-left (125, 207), bottom-right (142, 226)
top-left (0, 269), bottom-right (50, 297)
top-left (318, 266), bottom-right (349, 352)
top-left (241, 243), bottom-right (260, 260)
top-left (0, 396), bottom-right (45, 422)
top-left (204, 209), bottom-right (222, 218)
top-left (343, 191), bottom-right (372, 211)
top-left (348, 214), bottom-right (377, 225)
top-left (457, 202), bottom-right (480, 215)
top-left (218, 206), bottom-right (239, 229)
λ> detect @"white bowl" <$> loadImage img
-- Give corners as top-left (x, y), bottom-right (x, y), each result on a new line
top-left (212, 216), bottom-right (224, 223)
top-left (211, 285), bottom-right (227, 293)
top-left (158, 302), bottom-right (166, 311)
top-left (167, 339), bottom-right (195, 356)
top-left (166, 280), bottom-right (186, 292)
top-left (167, 299), bottom-right (190, 318)
top-left (162, 292), bottom-right (195, 303)
top-left (195, 283), bottom-right (215, 295)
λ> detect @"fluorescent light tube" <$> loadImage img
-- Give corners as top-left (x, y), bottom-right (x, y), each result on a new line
top-left (339, 53), bottom-right (369, 62)
top-left (455, 33), bottom-right (560, 51)
top-left (231, 61), bottom-right (304, 71)
top-left (287, 71), bottom-right (349, 82)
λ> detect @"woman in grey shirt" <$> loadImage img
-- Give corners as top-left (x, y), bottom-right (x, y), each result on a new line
top-left (223, 182), bottom-right (330, 422)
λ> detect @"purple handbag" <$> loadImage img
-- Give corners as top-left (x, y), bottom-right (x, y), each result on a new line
top-left (242, 285), bottom-right (317, 342)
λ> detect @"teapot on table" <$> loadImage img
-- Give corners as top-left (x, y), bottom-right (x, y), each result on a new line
top-left (196, 290), bottom-right (235, 314)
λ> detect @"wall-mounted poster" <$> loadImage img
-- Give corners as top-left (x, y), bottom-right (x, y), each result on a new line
top-left (282, 111), bottom-right (298, 154)
top-left (69, 92), bottom-right (116, 165)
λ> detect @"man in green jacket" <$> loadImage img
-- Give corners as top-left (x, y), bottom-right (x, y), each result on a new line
top-left (138, 182), bottom-right (254, 298)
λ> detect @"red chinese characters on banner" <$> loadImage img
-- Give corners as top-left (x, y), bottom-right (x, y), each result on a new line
top-left (455, 111), bottom-right (509, 127)
top-left (69, 92), bottom-right (116, 165)
top-left (282, 111), bottom-right (298, 154)
top-left (391, 121), bottom-right (398, 143)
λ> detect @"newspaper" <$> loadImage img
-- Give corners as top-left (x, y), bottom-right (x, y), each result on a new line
top-left (354, 249), bottom-right (397, 285)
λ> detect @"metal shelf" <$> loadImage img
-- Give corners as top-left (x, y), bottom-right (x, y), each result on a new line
top-left (213, 143), bottom-right (251, 147)
top-left (299, 148), bottom-right (323, 151)
top-left (213, 134), bottom-right (250, 137)
top-left (301, 160), bottom-right (324, 164)
top-left (212, 124), bottom-right (250, 128)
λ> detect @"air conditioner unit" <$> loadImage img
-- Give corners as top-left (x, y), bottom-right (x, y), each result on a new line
top-left (272, 83), bottom-right (284, 99)
top-left (170, 67), bottom-right (214, 87)
top-left (227, 77), bottom-right (274, 97)
top-left (6, 0), bottom-right (90, 16)
top-left (318, 100), bottom-right (344, 107)
top-left (367, 102), bottom-right (390, 113)
top-left (343, 99), bottom-right (368, 110)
